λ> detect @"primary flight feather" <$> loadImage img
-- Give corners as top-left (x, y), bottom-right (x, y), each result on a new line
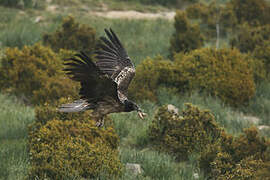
top-left (59, 28), bottom-right (146, 126)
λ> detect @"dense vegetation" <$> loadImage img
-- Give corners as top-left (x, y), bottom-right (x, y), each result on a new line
top-left (170, 11), bottom-right (204, 54)
top-left (130, 48), bottom-right (256, 106)
top-left (1, 0), bottom-right (270, 179)
top-left (43, 16), bottom-right (97, 53)
top-left (0, 44), bottom-right (78, 105)
top-left (29, 110), bottom-right (122, 179)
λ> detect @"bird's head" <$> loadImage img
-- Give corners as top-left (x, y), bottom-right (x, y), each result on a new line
top-left (124, 100), bottom-right (146, 119)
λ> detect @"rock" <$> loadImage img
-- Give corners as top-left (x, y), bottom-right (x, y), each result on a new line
top-left (258, 125), bottom-right (270, 131)
top-left (167, 104), bottom-right (179, 115)
top-left (257, 125), bottom-right (270, 136)
top-left (193, 172), bottom-right (199, 179)
top-left (126, 163), bottom-right (143, 175)
top-left (257, 125), bottom-right (270, 137)
top-left (34, 16), bottom-right (44, 23)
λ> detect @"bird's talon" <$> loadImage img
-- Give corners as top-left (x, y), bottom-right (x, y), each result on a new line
top-left (138, 111), bottom-right (147, 119)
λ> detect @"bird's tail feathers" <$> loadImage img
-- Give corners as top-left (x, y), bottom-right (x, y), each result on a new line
top-left (58, 99), bottom-right (89, 112)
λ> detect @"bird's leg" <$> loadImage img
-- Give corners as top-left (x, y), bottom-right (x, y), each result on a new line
top-left (95, 117), bottom-right (104, 127)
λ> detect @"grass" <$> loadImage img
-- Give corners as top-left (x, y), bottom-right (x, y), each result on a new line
top-left (0, 86), bottom-right (268, 179)
top-left (0, 94), bottom-right (35, 140)
top-left (119, 148), bottom-right (204, 180)
top-left (0, 19), bottom-right (44, 48)
top-left (109, 84), bottom-right (270, 179)
top-left (0, 140), bottom-right (29, 180)
top-left (120, 148), bottom-right (180, 179)
top-left (110, 101), bottom-right (156, 147)
top-left (0, 7), bottom-right (61, 48)
top-left (244, 81), bottom-right (270, 126)
top-left (108, 88), bottom-right (258, 179)
top-left (73, 17), bottom-right (174, 65)
top-left (0, 5), bottom-right (174, 65)
top-left (0, 6), bottom-right (18, 24)
top-left (0, 94), bottom-right (35, 180)
top-left (156, 87), bottom-right (253, 135)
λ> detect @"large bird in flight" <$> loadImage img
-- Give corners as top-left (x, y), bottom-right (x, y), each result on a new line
top-left (59, 28), bottom-right (146, 126)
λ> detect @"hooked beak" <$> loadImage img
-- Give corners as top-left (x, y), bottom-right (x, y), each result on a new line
top-left (137, 109), bottom-right (147, 119)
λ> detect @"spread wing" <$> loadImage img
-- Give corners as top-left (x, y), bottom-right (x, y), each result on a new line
top-left (95, 28), bottom-right (135, 101)
top-left (63, 52), bottom-right (119, 104)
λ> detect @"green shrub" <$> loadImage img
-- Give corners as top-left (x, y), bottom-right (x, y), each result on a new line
top-left (252, 41), bottom-right (270, 78)
top-left (186, 2), bottom-right (237, 38)
top-left (232, 127), bottom-right (269, 162)
top-left (231, 24), bottom-right (270, 53)
top-left (0, 43), bottom-right (79, 105)
top-left (174, 48), bottom-right (256, 106)
top-left (43, 16), bottom-right (96, 53)
top-left (230, 24), bottom-right (270, 81)
top-left (255, 147), bottom-right (270, 179)
top-left (129, 56), bottom-right (182, 102)
top-left (148, 103), bottom-right (222, 161)
top-left (186, 2), bottom-right (208, 20)
top-left (30, 97), bottom-right (120, 179)
top-left (131, 48), bottom-right (256, 106)
top-left (170, 11), bottom-right (204, 54)
top-left (0, 0), bottom-right (33, 8)
top-left (230, 156), bottom-right (266, 180)
top-left (28, 118), bottom-right (122, 179)
top-left (230, 0), bottom-right (270, 26)
top-left (199, 127), bottom-right (270, 179)
top-left (209, 154), bottom-right (267, 179)
top-left (186, 0), bottom-right (270, 41)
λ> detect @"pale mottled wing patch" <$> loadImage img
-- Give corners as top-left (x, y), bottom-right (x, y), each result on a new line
top-left (95, 28), bottom-right (136, 102)
top-left (115, 67), bottom-right (135, 102)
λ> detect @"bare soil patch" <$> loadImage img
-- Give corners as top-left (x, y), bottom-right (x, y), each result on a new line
top-left (90, 10), bottom-right (175, 20)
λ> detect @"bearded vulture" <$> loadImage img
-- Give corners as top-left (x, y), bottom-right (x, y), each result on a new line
top-left (59, 28), bottom-right (146, 126)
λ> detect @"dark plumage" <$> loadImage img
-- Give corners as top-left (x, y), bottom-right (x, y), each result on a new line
top-left (59, 28), bottom-right (146, 126)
